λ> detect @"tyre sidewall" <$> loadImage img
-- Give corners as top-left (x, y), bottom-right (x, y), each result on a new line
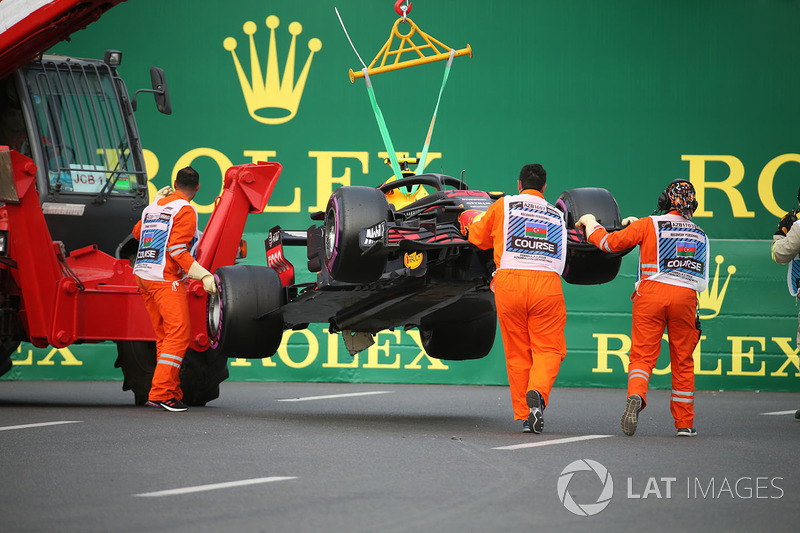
top-left (211, 265), bottom-right (285, 358)
top-left (322, 186), bottom-right (389, 283)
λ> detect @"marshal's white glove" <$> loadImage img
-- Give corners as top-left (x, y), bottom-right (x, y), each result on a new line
top-left (153, 186), bottom-right (174, 202)
top-left (188, 261), bottom-right (217, 295)
top-left (621, 216), bottom-right (638, 226)
top-left (576, 213), bottom-right (602, 238)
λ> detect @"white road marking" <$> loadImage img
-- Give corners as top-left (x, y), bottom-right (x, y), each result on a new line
top-left (493, 434), bottom-right (614, 450)
top-left (0, 421), bottom-right (82, 432)
top-left (760, 410), bottom-right (796, 416)
top-left (277, 391), bottom-right (394, 402)
top-left (134, 476), bottom-right (297, 497)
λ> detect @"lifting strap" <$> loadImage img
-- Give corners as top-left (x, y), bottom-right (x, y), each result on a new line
top-left (362, 69), bottom-right (404, 181)
top-left (417, 48), bottom-right (455, 174)
top-left (336, 7), bottom-right (470, 181)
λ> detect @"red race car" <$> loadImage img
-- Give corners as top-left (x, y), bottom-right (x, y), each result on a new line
top-left (206, 171), bottom-right (630, 363)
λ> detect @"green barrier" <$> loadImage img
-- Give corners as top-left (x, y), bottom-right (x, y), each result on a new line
top-left (4, 239), bottom-right (798, 393)
top-left (5, 1), bottom-right (797, 393)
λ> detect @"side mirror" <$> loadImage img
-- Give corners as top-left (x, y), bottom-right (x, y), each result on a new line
top-left (131, 67), bottom-right (172, 115)
top-left (149, 67), bottom-right (171, 115)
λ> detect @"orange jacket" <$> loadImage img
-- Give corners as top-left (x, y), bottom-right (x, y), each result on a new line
top-left (133, 190), bottom-right (197, 281)
top-left (467, 189), bottom-right (547, 268)
top-left (588, 210), bottom-right (683, 284)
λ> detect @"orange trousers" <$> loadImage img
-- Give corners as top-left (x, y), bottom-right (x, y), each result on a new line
top-left (493, 270), bottom-right (567, 420)
top-left (136, 277), bottom-right (191, 402)
top-left (628, 281), bottom-right (700, 428)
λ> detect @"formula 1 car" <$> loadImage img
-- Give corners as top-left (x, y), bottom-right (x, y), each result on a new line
top-left (206, 173), bottom-right (630, 362)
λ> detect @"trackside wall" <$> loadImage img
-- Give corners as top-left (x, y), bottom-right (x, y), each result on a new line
top-left (3, 0), bottom-right (798, 393)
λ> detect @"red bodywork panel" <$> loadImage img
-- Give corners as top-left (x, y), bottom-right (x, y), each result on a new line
top-left (195, 162), bottom-right (280, 273)
top-left (0, 0), bottom-right (126, 78)
top-left (0, 149), bottom-right (282, 351)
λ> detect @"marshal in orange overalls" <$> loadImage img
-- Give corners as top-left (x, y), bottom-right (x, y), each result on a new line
top-left (467, 189), bottom-right (567, 422)
top-left (132, 190), bottom-right (198, 402)
top-left (587, 212), bottom-right (703, 429)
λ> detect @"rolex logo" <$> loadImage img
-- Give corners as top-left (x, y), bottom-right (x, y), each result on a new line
top-left (698, 255), bottom-right (736, 319)
top-left (223, 16), bottom-right (322, 125)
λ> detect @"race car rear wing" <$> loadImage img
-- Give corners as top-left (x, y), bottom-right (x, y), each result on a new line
top-left (265, 226), bottom-right (302, 287)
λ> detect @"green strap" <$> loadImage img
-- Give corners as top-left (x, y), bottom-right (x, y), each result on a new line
top-left (363, 69), bottom-right (403, 181)
top-left (417, 49), bottom-right (455, 174)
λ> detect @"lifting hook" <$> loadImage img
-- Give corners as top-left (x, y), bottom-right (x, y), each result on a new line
top-left (394, 0), bottom-right (411, 21)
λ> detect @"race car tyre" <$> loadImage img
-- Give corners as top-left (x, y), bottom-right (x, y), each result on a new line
top-left (419, 314), bottom-right (497, 361)
top-left (555, 187), bottom-right (632, 285)
top-left (114, 340), bottom-right (155, 405)
top-left (209, 265), bottom-right (285, 359)
top-left (115, 341), bottom-right (229, 406)
top-left (323, 186), bottom-right (389, 283)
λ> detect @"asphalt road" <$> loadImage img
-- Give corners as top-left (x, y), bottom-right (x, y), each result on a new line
top-left (0, 381), bottom-right (797, 532)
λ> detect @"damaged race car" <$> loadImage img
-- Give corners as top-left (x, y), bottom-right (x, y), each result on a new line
top-left (205, 165), bottom-right (631, 363)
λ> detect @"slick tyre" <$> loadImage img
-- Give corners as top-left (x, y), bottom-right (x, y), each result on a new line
top-left (557, 187), bottom-right (623, 231)
top-left (556, 187), bottom-right (631, 285)
top-left (419, 314), bottom-right (497, 361)
top-left (209, 265), bottom-right (285, 359)
top-left (323, 186), bottom-right (389, 283)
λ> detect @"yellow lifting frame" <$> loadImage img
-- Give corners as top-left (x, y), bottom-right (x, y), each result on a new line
top-left (349, 17), bottom-right (471, 82)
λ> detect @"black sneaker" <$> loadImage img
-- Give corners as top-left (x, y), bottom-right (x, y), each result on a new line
top-left (795, 410), bottom-right (800, 420)
top-left (676, 427), bottom-right (697, 437)
top-left (526, 390), bottom-right (544, 434)
top-left (147, 398), bottom-right (188, 412)
top-left (522, 420), bottom-right (531, 433)
top-left (621, 394), bottom-right (642, 436)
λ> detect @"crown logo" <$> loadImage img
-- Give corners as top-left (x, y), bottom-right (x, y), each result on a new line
top-left (698, 255), bottom-right (736, 319)
top-left (223, 16), bottom-right (322, 125)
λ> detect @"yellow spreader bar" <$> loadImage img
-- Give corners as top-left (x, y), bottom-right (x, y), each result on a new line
top-left (349, 17), bottom-right (471, 82)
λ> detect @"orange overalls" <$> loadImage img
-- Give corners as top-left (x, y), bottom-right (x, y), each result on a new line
top-left (588, 212), bottom-right (704, 429)
top-left (132, 191), bottom-right (197, 402)
top-left (468, 190), bottom-right (567, 420)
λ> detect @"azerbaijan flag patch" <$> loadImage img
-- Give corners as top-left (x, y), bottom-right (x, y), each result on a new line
top-left (526, 221), bottom-right (548, 239)
top-left (676, 241), bottom-right (696, 257)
